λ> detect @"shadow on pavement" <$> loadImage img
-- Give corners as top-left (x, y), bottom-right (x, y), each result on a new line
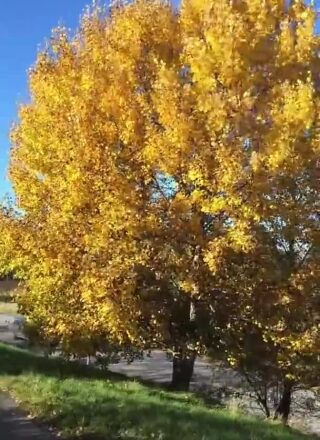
top-left (0, 394), bottom-right (55, 439)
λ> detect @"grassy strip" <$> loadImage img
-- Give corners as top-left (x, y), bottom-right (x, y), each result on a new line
top-left (0, 343), bottom-right (316, 440)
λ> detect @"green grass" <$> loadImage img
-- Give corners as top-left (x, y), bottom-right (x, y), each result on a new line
top-left (0, 344), bottom-right (315, 440)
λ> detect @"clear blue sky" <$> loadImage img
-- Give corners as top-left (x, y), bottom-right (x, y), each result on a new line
top-left (0, 1), bottom-right (318, 199)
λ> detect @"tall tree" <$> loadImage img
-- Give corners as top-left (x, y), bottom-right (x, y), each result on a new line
top-left (5, 0), bottom-right (180, 351)
top-left (147, 0), bottom-right (320, 399)
top-left (2, 0), bottom-right (319, 395)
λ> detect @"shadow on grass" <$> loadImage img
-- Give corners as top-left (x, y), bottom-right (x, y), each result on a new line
top-left (0, 343), bottom-right (315, 440)
top-left (0, 343), bottom-right (123, 382)
top-left (0, 342), bottom-right (177, 393)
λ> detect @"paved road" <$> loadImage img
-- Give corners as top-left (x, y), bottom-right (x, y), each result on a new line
top-left (0, 394), bottom-right (55, 440)
top-left (109, 350), bottom-right (214, 388)
top-left (0, 312), bottom-right (26, 346)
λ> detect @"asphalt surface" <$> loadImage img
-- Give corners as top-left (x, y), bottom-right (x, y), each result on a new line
top-left (0, 394), bottom-right (55, 440)
top-left (0, 312), bottom-right (26, 346)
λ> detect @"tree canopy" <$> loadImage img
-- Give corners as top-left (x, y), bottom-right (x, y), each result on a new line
top-left (0, 0), bottom-right (319, 397)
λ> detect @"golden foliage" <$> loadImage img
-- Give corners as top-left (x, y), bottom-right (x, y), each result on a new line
top-left (1, 0), bottom-right (319, 374)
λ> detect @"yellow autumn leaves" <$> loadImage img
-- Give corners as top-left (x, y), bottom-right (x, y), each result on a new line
top-left (0, 0), bottom-right (318, 384)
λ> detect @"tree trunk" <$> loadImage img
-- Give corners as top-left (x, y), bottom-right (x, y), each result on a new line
top-left (171, 351), bottom-right (196, 391)
top-left (274, 380), bottom-right (293, 425)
